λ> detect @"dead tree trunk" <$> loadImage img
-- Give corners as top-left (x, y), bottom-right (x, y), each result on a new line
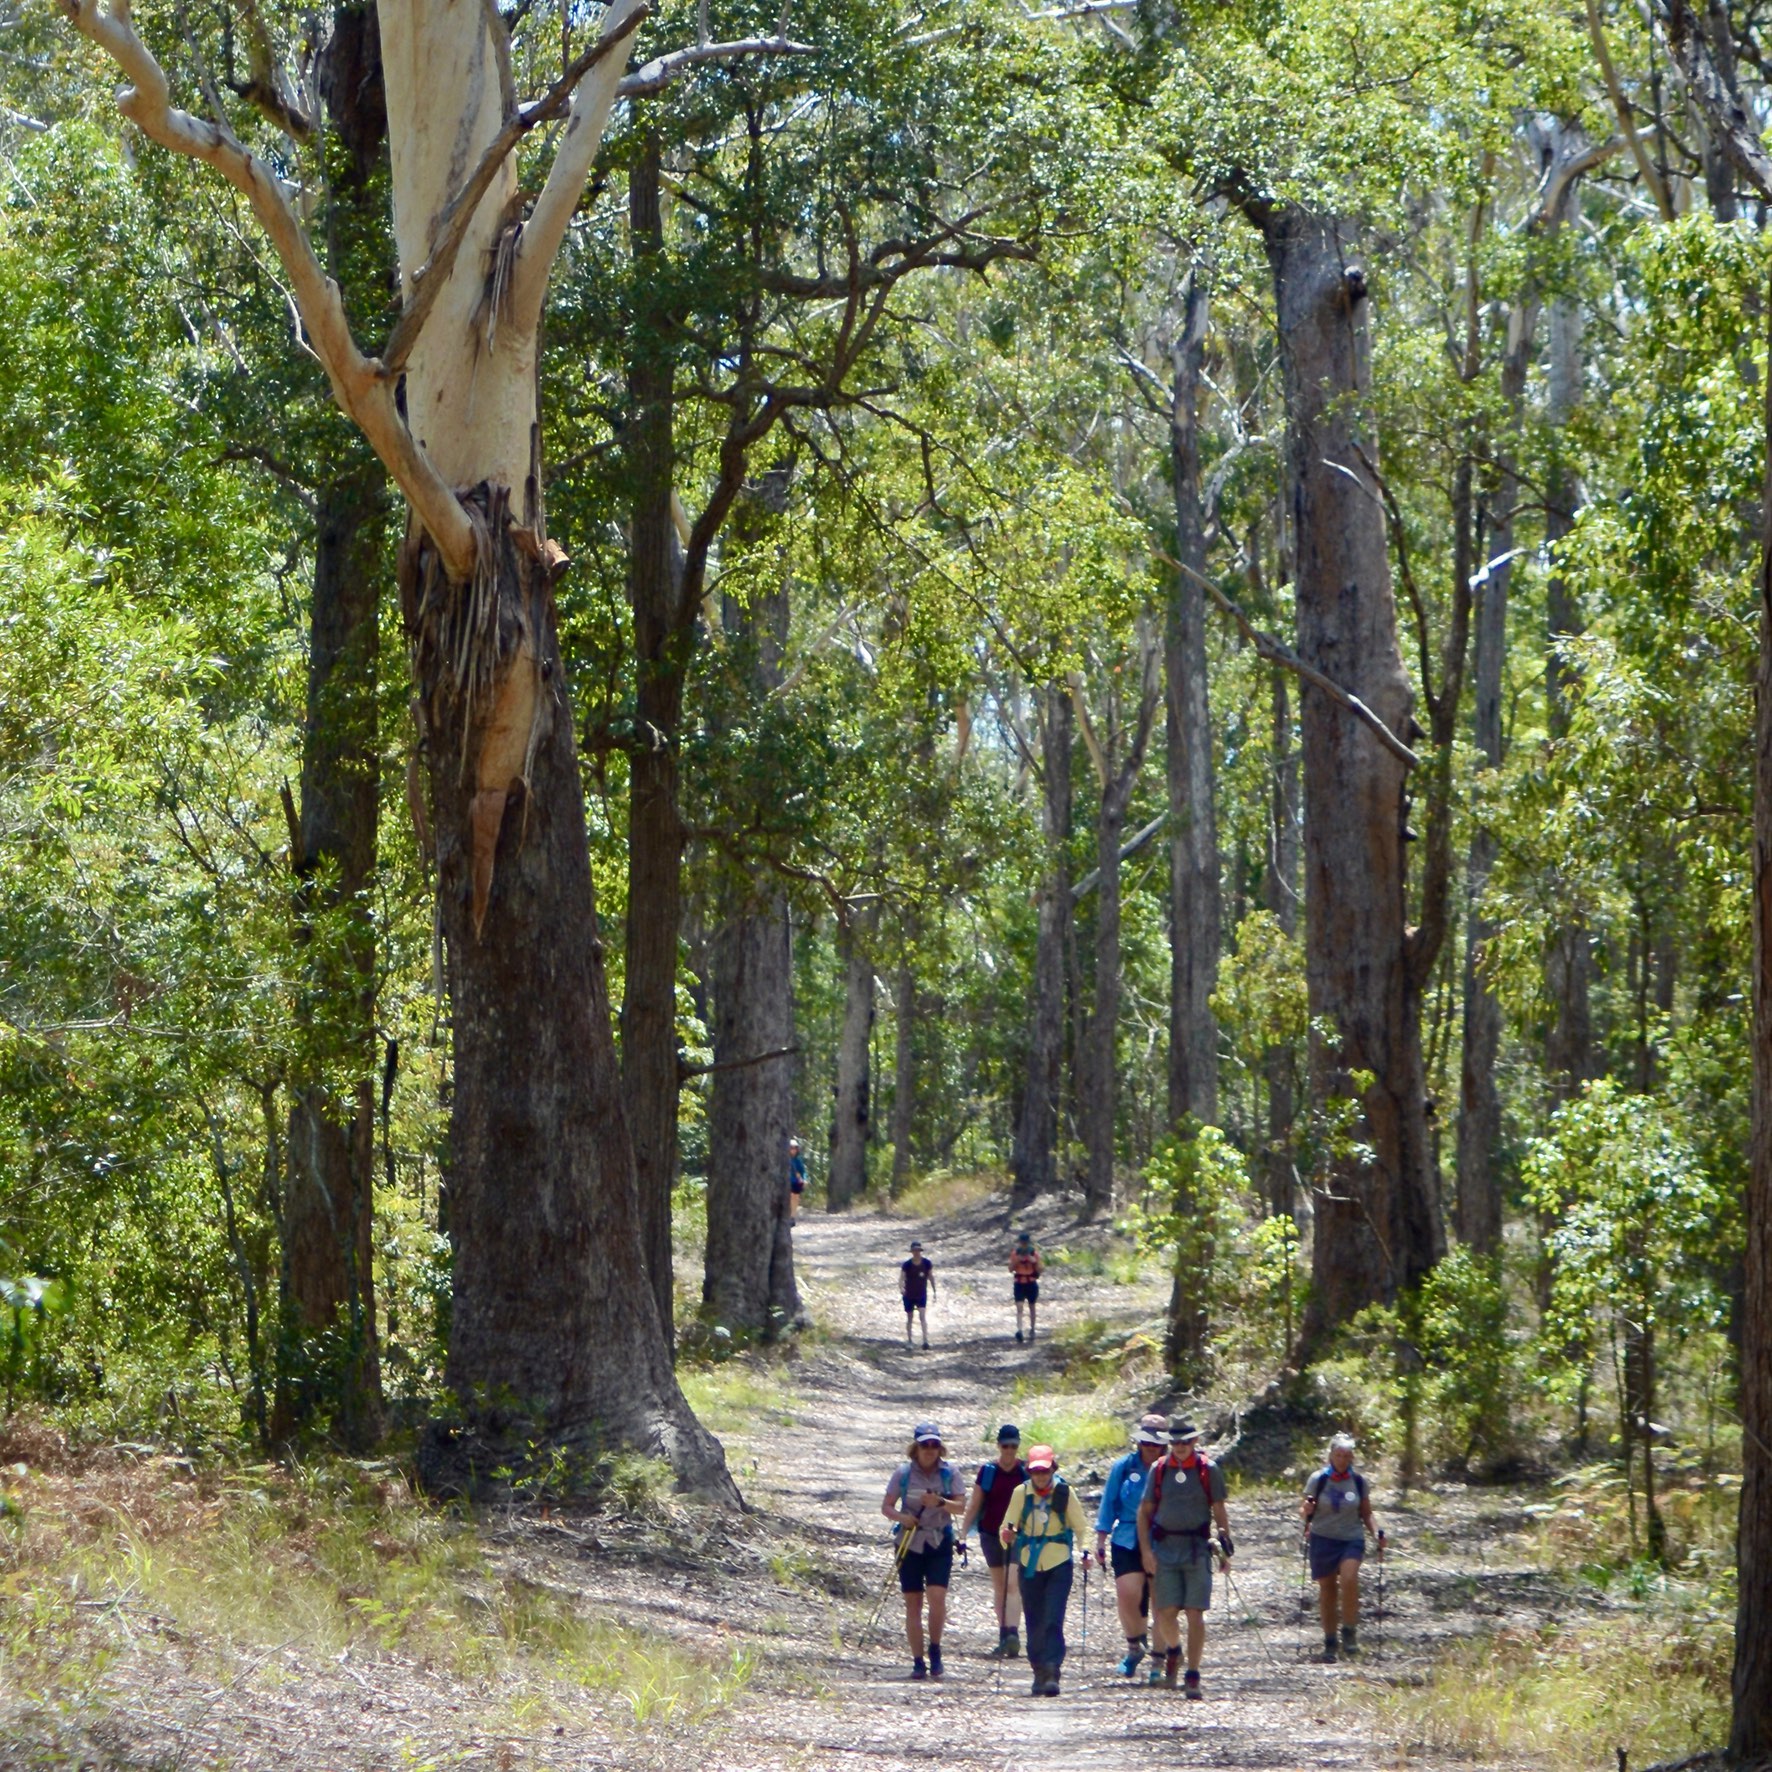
top-left (827, 916), bottom-right (875, 1209)
top-left (1167, 270), bottom-right (1221, 1130)
top-left (275, 6), bottom-right (389, 1452)
top-left (1011, 686), bottom-right (1074, 1204)
top-left (1254, 206), bottom-right (1443, 1341)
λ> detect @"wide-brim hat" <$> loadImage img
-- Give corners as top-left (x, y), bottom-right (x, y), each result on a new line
top-left (1135, 1412), bottom-right (1170, 1446)
top-left (1168, 1417), bottom-right (1201, 1443)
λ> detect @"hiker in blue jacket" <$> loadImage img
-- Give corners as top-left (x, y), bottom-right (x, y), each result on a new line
top-left (1094, 1412), bottom-right (1168, 1676)
top-left (1301, 1432), bottom-right (1380, 1661)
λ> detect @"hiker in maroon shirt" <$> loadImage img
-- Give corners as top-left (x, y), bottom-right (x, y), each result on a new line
top-left (959, 1422), bottom-right (1027, 1658)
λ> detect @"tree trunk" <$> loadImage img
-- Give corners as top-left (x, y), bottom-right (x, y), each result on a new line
top-left (1167, 270), bottom-right (1221, 1130)
top-left (375, 2), bottom-right (727, 1495)
top-left (1011, 686), bottom-right (1073, 1203)
top-left (1082, 772), bottom-right (1132, 1216)
top-left (1264, 665), bottom-right (1300, 1218)
top-left (274, 6), bottom-right (390, 1451)
top-left (703, 892), bottom-right (800, 1335)
top-left (890, 956), bottom-right (917, 1195)
top-left (1736, 263), bottom-right (1772, 1755)
top-left (827, 917), bottom-right (875, 1209)
top-left (1257, 207), bottom-right (1443, 1342)
top-left (620, 130), bottom-right (690, 1346)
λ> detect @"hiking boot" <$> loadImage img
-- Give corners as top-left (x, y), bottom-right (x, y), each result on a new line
top-left (1003, 1630), bottom-right (1020, 1658)
top-left (1321, 1634), bottom-right (1339, 1663)
top-left (1042, 1668), bottom-right (1062, 1696)
top-left (1015, 1329), bottom-right (1024, 1344)
top-left (1184, 1668), bottom-right (1202, 1701)
top-left (928, 1643), bottom-right (943, 1679)
top-left (911, 1657), bottom-right (927, 1681)
top-left (1117, 1645), bottom-right (1146, 1678)
top-left (922, 1339), bottom-right (931, 1350)
top-left (1339, 1625), bottom-right (1359, 1657)
top-left (985, 1633), bottom-right (1010, 1660)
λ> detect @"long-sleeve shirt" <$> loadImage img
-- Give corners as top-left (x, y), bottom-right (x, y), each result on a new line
top-left (1095, 1449), bottom-right (1154, 1550)
top-left (1000, 1479), bottom-right (1092, 1575)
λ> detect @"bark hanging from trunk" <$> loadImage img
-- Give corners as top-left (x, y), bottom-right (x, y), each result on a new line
top-left (1264, 665), bottom-right (1300, 1218)
top-left (1011, 686), bottom-right (1073, 1204)
top-left (890, 957), bottom-right (917, 1195)
top-left (404, 496), bottom-right (727, 1497)
top-left (1256, 207), bottom-right (1443, 1342)
top-left (621, 131), bottom-right (690, 1345)
top-left (1167, 270), bottom-right (1221, 1131)
top-left (703, 894), bottom-right (800, 1335)
top-left (274, 6), bottom-right (390, 1451)
top-left (827, 917), bottom-right (875, 1209)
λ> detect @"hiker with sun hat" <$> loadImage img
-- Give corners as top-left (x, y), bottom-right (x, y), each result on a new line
top-left (998, 1442), bottom-right (1093, 1696)
top-left (1137, 1415), bottom-right (1232, 1699)
top-left (881, 1422), bottom-right (963, 1680)
top-left (1096, 1412), bottom-right (1168, 1676)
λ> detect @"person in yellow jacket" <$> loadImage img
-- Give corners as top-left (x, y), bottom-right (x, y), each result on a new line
top-left (997, 1443), bottom-right (1095, 1696)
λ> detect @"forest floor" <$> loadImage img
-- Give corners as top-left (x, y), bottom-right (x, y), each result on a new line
top-left (0, 1190), bottom-right (1700, 1770)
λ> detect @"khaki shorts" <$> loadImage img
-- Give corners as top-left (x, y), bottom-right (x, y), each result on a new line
top-left (1152, 1550), bottom-right (1213, 1612)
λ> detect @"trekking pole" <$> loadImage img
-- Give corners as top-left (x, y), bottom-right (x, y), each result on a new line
top-left (1299, 1530), bottom-right (1310, 1662)
top-left (1220, 1559), bottom-right (1284, 1672)
top-left (1080, 1550), bottom-right (1090, 1672)
top-left (1375, 1530), bottom-right (1386, 1655)
top-left (858, 1527), bottom-right (914, 1648)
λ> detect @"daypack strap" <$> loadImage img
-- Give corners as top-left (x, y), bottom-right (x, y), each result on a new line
top-left (1014, 1479), bottom-right (1074, 1574)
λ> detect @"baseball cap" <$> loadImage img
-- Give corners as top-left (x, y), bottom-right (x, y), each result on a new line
top-left (1135, 1412), bottom-right (1170, 1446)
top-left (909, 1239), bottom-right (923, 1250)
top-left (913, 1422), bottom-right (943, 1445)
top-left (997, 1423), bottom-right (1021, 1444)
top-left (1015, 1230), bottom-right (1032, 1244)
top-left (1025, 1444), bottom-right (1057, 1472)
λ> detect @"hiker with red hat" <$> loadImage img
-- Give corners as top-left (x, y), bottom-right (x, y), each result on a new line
top-left (1136, 1416), bottom-right (1233, 1699)
top-left (881, 1423), bottom-right (963, 1680)
top-left (998, 1442), bottom-right (1093, 1696)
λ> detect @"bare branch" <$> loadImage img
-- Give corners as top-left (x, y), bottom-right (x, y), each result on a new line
top-left (58, 0), bottom-right (475, 578)
top-left (1067, 671), bottom-right (1110, 789)
top-left (478, 0), bottom-right (516, 124)
top-left (1652, 0), bottom-right (1772, 199)
top-left (511, 0), bottom-right (651, 332)
top-left (1072, 811), bottom-right (1164, 902)
top-left (1585, 0), bottom-right (1678, 219)
top-left (679, 1043), bottom-right (798, 1080)
top-left (382, 1), bottom-right (650, 378)
top-left (616, 34), bottom-right (814, 98)
top-left (1159, 549), bottom-right (1421, 771)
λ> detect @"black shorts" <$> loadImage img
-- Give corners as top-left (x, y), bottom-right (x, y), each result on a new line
top-left (1014, 1280), bottom-right (1040, 1303)
top-left (1110, 1542), bottom-right (1145, 1581)
top-left (904, 1296), bottom-right (927, 1313)
top-left (790, 1178), bottom-right (805, 1194)
top-left (981, 1533), bottom-right (1009, 1569)
top-left (899, 1540), bottom-right (954, 1592)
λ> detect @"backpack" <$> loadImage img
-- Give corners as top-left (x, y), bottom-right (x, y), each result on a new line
top-left (1306, 1466), bottom-right (1366, 1505)
top-left (1149, 1453), bottom-right (1217, 1540)
top-left (894, 1460), bottom-right (957, 1544)
top-left (977, 1460), bottom-right (1026, 1494)
top-left (1012, 1478), bottom-right (1074, 1574)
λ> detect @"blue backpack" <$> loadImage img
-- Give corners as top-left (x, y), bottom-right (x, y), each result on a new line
top-left (1012, 1479), bottom-right (1074, 1575)
top-left (895, 1460), bottom-right (957, 1544)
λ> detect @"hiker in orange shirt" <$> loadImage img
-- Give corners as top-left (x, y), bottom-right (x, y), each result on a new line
top-left (1009, 1231), bottom-right (1043, 1343)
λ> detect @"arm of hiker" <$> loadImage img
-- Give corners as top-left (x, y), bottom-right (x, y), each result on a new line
top-left (1210, 1467), bottom-right (1232, 1562)
top-left (999, 1487), bottom-right (1024, 1547)
top-left (1300, 1473), bottom-right (1318, 1526)
top-left (1094, 1464), bottom-right (1118, 1562)
top-left (881, 1475), bottom-right (913, 1526)
top-left (1136, 1486), bottom-right (1157, 1575)
top-left (1064, 1488), bottom-right (1092, 1551)
top-left (959, 1479), bottom-right (984, 1539)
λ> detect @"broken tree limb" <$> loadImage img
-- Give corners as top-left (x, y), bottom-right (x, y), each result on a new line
top-left (1071, 812), bottom-right (1165, 902)
top-left (1157, 549), bottom-right (1421, 771)
top-left (679, 1044), bottom-right (799, 1081)
top-left (617, 35), bottom-right (816, 99)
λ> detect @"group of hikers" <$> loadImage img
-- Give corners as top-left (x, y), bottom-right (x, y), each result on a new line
top-left (881, 1417), bottom-right (1383, 1695)
top-left (898, 1232), bottom-right (1044, 1348)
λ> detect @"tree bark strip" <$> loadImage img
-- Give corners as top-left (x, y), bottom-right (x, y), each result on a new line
top-left (827, 916), bottom-right (876, 1210)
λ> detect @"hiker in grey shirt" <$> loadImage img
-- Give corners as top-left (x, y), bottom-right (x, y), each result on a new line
top-left (1301, 1432), bottom-right (1380, 1661)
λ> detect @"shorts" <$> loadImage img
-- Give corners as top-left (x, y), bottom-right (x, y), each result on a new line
top-left (1310, 1533), bottom-right (1364, 1581)
top-left (1014, 1279), bottom-right (1040, 1303)
top-left (1152, 1548), bottom-right (1213, 1612)
top-left (981, 1533), bottom-right (1010, 1570)
top-left (789, 1178), bottom-right (805, 1194)
top-left (899, 1540), bottom-right (954, 1592)
top-left (1110, 1542), bottom-right (1145, 1581)
top-left (904, 1296), bottom-right (927, 1313)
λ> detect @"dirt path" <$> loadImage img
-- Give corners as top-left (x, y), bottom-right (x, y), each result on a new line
top-left (701, 1200), bottom-right (1540, 1772)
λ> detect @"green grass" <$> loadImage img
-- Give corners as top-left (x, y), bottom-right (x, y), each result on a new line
top-left (1345, 1599), bottom-right (1731, 1768)
top-left (677, 1361), bottom-right (799, 1430)
top-left (1045, 1244), bottom-right (1147, 1285)
top-left (874, 1168), bottom-right (1003, 1219)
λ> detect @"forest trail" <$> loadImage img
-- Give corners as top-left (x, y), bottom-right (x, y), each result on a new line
top-left (706, 1200), bottom-right (1518, 1772)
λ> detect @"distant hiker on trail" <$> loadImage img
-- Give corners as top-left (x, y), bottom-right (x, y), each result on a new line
top-left (787, 1137), bottom-right (807, 1222)
top-left (999, 1442), bottom-right (1093, 1697)
top-left (1096, 1412), bottom-right (1168, 1676)
top-left (1302, 1432), bottom-right (1380, 1661)
top-left (1009, 1231), bottom-right (1043, 1342)
top-left (959, 1422), bottom-right (1027, 1659)
top-left (881, 1423), bottom-right (962, 1681)
top-left (900, 1240), bottom-right (935, 1349)
top-left (1137, 1416), bottom-right (1233, 1700)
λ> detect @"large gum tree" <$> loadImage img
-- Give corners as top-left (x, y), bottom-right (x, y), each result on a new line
top-left (53, 0), bottom-right (806, 1495)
